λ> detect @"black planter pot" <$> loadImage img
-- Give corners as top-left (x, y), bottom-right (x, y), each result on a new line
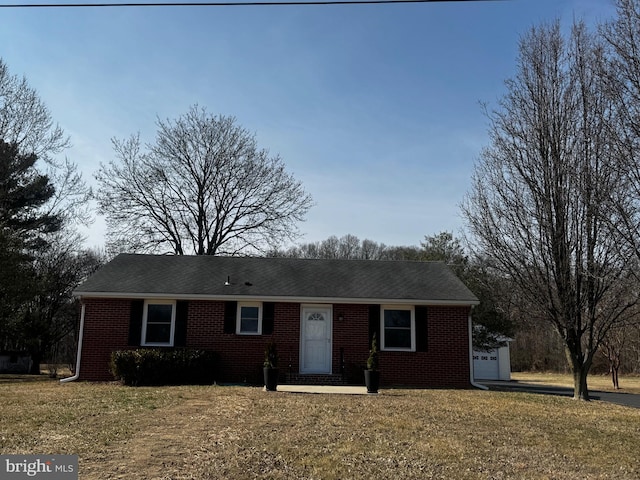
top-left (263, 367), bottom-right (279, 391)
top-left (364, 369), bottom-right (380, 394)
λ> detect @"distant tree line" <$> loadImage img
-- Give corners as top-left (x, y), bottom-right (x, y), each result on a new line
top-left (271, 233), bottom-right (422, 261)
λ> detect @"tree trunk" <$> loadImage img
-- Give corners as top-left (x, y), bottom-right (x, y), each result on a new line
top-left (611, 363), bottom-right (620, 390)
top-left (572, 362), bottom-right (590, 401)
top-left (569, 348), bottom-right (593, 401)
top-left (28, 350), bottom-right (42, 375)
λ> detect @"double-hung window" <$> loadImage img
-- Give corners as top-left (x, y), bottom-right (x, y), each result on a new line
top-left (236, 302), bottom-right (263, 335)
top-left (381, 305), bottom-right (415, 351)
top-left (141, 300), bottom-right (176, 346)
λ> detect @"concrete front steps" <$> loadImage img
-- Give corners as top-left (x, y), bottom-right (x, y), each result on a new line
top-left (285, 373), bottom-right (348, 386)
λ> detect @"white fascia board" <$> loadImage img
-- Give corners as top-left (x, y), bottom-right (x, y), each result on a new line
top-left (74, 291), bottom-right (479, 307)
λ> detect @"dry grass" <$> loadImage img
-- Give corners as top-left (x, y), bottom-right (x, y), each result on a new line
top-left (512, 372), bottom-right (640, 395)
top-left (0, 377), bottom-right (639, 479)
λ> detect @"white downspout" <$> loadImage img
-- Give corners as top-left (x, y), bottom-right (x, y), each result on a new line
top-left (60, 303), bottom-right (85, 383)
top-left (468, 309), bottom-right (488, 390)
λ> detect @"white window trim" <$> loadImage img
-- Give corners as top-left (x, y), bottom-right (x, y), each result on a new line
top-left (236, 302), bottom-right (263, 335)
top-left (141, 299), bottom-right (176, 347)
top-left (380, 305), bottom-right (416, 352)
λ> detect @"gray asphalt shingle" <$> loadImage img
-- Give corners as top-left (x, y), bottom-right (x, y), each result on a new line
top-left (75, 254), bottom-right (479, 304)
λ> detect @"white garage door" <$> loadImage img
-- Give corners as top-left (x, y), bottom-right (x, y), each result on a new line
top-left (473, 350), bottom-right (499, 380)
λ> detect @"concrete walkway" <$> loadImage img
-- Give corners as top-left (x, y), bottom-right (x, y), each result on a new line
top-left (276, 385), bottom-right (370, 395)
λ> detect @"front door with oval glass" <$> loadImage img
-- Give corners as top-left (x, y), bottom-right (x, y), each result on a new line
top-left (300, 306), bottom-right (332, 374)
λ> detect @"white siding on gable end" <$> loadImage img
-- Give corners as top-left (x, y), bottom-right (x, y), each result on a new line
top-left (473, 344), bottom-right (511, 381)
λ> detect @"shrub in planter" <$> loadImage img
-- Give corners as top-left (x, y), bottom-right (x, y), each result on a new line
top-left (364, 333), bottom-right (380, 394)
top-left (110, 348), bottom-right (217, 386)
top-left (263, 342), bottom-right (279, 391)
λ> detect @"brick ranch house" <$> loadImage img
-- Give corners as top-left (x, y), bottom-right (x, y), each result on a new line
top-left (66, 254), bottom-right (481, 388)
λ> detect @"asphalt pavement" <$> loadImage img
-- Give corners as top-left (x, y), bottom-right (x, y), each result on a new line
top-left (480, 380), bottom-right (640, 409)
top-left (272, 381), bottom-right (640, 408)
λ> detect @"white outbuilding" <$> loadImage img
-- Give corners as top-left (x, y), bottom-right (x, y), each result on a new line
top-left (473, 342), bottom-right (512, 381)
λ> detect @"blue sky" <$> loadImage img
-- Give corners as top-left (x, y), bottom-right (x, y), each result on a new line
top-left (0, 0), bottom-right (617, 250)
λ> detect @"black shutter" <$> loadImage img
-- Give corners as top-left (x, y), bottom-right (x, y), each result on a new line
top-left (368, 304), bottom-right (380, 345)
top-left (174, 301), bottom-right (189, 347)
top-left (128, 299), bottom-right (144, 346)
top-left (223, 301), bottom-right (237, 334)
top-left (262, 302), bottom-right (275, 335)
top-left (415, 306), bottom-right (428, 352)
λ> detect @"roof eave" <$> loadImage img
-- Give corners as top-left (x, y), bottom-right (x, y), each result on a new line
top-left (73, 291), bottom-right (480, 307)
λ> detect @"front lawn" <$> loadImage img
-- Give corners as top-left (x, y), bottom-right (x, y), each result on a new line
top-left (0, 377), bottom-right (638, 479)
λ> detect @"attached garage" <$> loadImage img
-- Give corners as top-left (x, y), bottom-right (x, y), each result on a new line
top-left (473, 343), bottom-right (511, 381)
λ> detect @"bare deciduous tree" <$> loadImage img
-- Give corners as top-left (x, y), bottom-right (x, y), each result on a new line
top-left (23, 233), bottom-right (105, 374)
top-left (601, 1), bottom-right (640, 270)
top-left (0, 58), bottom-right (68, 160)
top-left (462, 21), bottom-right (638, 400)
top-left (600, 327), bottom-right (625, 389)
top-left (95, 105), bottom-right (313, 256)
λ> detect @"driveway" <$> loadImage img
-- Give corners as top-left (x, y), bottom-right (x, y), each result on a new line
top-left (480, 380), bottom-right (640, 409)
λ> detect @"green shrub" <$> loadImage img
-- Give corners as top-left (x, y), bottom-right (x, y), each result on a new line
top-left (110, 348), bottom-right (217, 386)
top-left (263, 342), bottom-right (278, 369)
top-left (367, 333), bottom-right (379, 371)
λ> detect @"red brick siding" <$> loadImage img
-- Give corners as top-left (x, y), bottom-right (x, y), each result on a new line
top-left (79, 298), bottom-right (131, 381)
top-left (185, 300), bottom-right (300, 384)
top-left (333, 304), bottom-right (370, 383)
top-left (78, 299), bottom-right (472, 388)
top-left (378, 306), bottom-right (472, 388)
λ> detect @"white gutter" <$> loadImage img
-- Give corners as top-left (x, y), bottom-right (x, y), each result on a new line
top-left (60, 303), bottom-right (85, 383)
top-left (468, 309), bottom-right (488, 390)
top-left (72, 291), bottom-right (480, 307)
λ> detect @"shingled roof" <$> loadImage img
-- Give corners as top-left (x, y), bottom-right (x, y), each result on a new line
top-left (75, 254), bottom-right (479, 305)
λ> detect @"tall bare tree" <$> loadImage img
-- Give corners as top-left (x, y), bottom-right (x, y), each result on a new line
top-left (600, 0), bottom-right (640, 269)
top-left (0, 59), bottom-right (68, 161)
top-left (96, 105), bottom-right (313, 256)
top-left (462, 21), bottom-right (638, 400)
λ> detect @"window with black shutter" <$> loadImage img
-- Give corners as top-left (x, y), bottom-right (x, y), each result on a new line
top-left (141, 300), bottom-right (176, 346)
top-left (380, 305), bottom-right (416, 351)
top-left (236, 302), bottom-right (263, 334)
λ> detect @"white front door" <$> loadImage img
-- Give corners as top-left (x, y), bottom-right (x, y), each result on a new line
top-left (300, 305), bottom-right (332, 374)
